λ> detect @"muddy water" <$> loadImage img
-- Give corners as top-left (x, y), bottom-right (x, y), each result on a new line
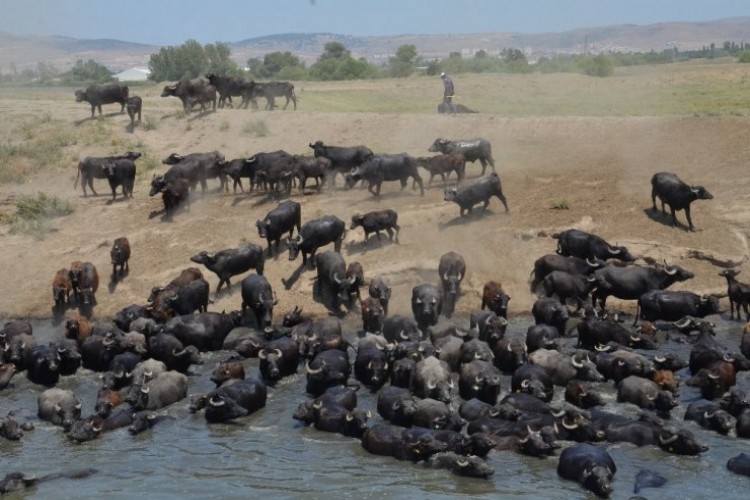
top-left (1, 313), bottom-right (749, 499)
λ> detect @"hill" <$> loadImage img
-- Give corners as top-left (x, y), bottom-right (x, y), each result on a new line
top-left (1, 17), bottom-right (750, 72)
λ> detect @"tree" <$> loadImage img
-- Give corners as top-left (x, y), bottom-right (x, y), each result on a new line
top-left (250, 51), bottom-right (306, 79)
top-left (389, 44), bottom-right (418, 77)
top-left (148, 39), bottom-right (232, 81)
top-left (61, 59), bottom-right (110, 84)
top-left (309, 42), bottom-right (381, 80)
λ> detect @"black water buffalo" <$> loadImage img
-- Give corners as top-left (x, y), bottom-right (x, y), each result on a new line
top-left (728, 453), bottom-right (750, 477)
top-left (591, 263), bottom-right (694, 309)
top-left (125, 95), bottom-right (142, 123)
top-left (204, 378), bottom-right (267, 422)
top-left (155, 151), bottom-right (225, 195)
top-left (147, 333), bottom-right (201, 373)
top-left (459, 359), bottom-right (502, 404)
top-left (361, 423), bottom-right (448, 461)
top-left (525, 323), bottom-right (560, 353)
top-left (258, 336), bottom-right (300, 382)
top-left (444, 173), bottom-right (508, 216)
top-left (315, 251), bottom-right (357, 314)
top-left (369, 276), bottom-right (392, 317)
top-left (247, 150), bottom-right (296, 193)
top-left (350, 209), bottom-right (400, 244)
top-left (414, 153), bottom-right (466, 184)
top-left (161, 78), bottom-right (214, 112)
top-left (530, 254), bottom-right (605, 293)
top-left (71, 262), bottom-right (99, 318)
top-left (250, 81), bottom-right (297, 110)
top-left (308, 141), bottom-right (374, 186)
top-left (651, 171), bottom-right (713, 231)
top-left (292, 155), bottom-right (331, 191)
top-left (557, 443), bottom-right (616, 498)
top-left (617, 375), bottom-right (677, 414)
top-left (439, 251), bottom-right (465, 318)
top-left (305, 349), bottom-right (351, 396)
top-left (577, 308), bottom-right (656, 350)
top-left (541, 270), bottom-right (595, 309)
top-left (565, 379), bottom-right (605, 409)
top-left (412, 284), bottom-right (442, 331)
top-left (344, 154), bottom-right (424, 196)
top-left (162, 312), bottom-right (237, 352)
top-left (428, 138), bottom-right (495, 175)
top-left (256, 200), bottom-right (301, 257)
top-left (75, 82), bottom-right (129, 117)
top-left (288, 215), bottom-right (346, 267)
top-left (354, 345), bottom-right (390, 390)
top-left (109, 237), bottom-right (131, 282)
top-left (220, 157), bottom-right (257, 193)
top-left (636, 290), bottom-right (720, 323)
top-left (160, 178), bottom-right (190, 221)
top-left (38, 388), bottom-right (82, 429)
top-left (555, 229), bottom-right (635, 262)
top-left (685, 399), bottom-right (737, 435)
top-left (491, 338), bottom-right (527, 373)
top-left (75, 151), bottom-right (141, 197)
top-left (240, 274), bottom-right (276, 330)
top-left (529, 348), bottom-right (604, 386)
top-left (191, 243), bottom-right (265, 293)
top-left (26, 345), bottom-right (61, 386)
top-left (102, 153), bottom-right (140, 200)
top-left (206, 73), bottom-right (255, 108)
top-left (531, 297), bottom-right (570, 334)
top-left (718, 268), bottom-right (750, 321)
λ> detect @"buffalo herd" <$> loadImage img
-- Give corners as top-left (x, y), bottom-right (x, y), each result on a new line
top-left (7, 94), bottom-right (750, 496)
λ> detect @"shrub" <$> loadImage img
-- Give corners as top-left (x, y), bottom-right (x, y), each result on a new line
top-left (6, 192), bottom-right (73, 238)
top-left (243, 120), bottom-right (269, 137)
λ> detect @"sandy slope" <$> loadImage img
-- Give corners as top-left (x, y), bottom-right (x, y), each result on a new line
top-left (1, 93), bottom-right (749, 322)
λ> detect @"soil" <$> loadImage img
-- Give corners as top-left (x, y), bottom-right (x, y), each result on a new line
top-left (1, 95), bottom-right (749, 322)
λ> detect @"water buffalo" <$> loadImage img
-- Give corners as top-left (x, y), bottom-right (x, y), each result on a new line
top-left (591, 263), bottom-right (694, 309)
top-left (206, 73), bottom-right (255, 108)
top-left (204, 378), bottom-right (267, 422)
top-left (288, 215), bottom-right (346, 267)
top-left (110, 237), bottom-right (130, 281)
top-left (251, 81), bottom-right (297, 110)
top-left (38, 388), bottom-right (81, 429)
top-left (315, 251), bottom-right (357, 315)
top-left (428, 138), bottom-right (495, 175)
top-left (636, 290), bottom-right (720, 323)
top-left (414, 153), bottom-right (465, 184)
top-left (530, 253), bottom-right (605, 293)
top-left (256, 200), bottom-right (301, 257)
top-left (155, 151), bottom-right (225, 195)
top-left (344, 154), bottom-right (424, 196)
top-left (191, 243), bottom-right (265, 293)
top-left (161, 78), bottom-right (215, 112)
top-left (125, 95), bottom-right (142, 124)
top-left (75, 151), bottom-right (141, 197)
top-left (557, 443), bottom-right (616, 498)
top-left (481, 280), bottom-right (511, 319)
top-left (554, 229), bottom-right (635, 262)
top-left (75, 82), bottom-right (129, 117)
top-left (651, 171), bottom-right (713, 231)
top-left (240, 274), bottom-right (277, 330)
top-left (350, 209), bottom-right (400, 244)
top-left (308, 141), bottom-right (374, 186)
top-left (412, 283), bottom-right (442, 331)
top-left (444, 173), bottom-right (508, 216)
top-left (718, 269), bottom-right (750, 321)
top-left (439, 251), bottom-right (465, 318)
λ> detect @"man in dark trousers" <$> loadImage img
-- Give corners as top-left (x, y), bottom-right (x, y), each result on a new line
top-left (441, 72), bottom-right (456, 113)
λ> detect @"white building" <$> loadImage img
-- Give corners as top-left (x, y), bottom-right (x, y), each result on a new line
top-left (113, 67), bottom-right (151, 82)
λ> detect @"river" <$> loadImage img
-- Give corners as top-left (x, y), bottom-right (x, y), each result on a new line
top-left (1, 313), bottom-right (749, 499)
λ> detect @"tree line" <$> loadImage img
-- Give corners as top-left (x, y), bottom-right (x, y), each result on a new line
top-left (3, 39), bottom-right (750, 86)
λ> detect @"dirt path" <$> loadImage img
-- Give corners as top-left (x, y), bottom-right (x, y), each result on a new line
top-left (1, 95), bottom-right (749, 321)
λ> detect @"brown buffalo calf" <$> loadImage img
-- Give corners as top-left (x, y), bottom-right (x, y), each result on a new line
top-left (481, 280), bottom-right (511, 319)
top-left (95, 388), bottom-right (124, 417)
top-left (64, 310), bottom-right (91, 346)
top-left (210, 355), bottom-right (245, 387)
top-left (653, 369), bottom-right (679, 394)
top-left (53, 268), bottom-right (72, 311)
top-left (110, 237), bottom-right (131, 281)
top-left (360, 296), bottom-right (385, 334)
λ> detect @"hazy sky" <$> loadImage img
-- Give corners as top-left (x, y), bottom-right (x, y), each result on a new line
top-left (1, 0), bottom-right (748, 46)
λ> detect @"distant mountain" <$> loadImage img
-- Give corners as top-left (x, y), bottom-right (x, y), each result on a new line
top-left (2, 17), bottom-right (749, 73)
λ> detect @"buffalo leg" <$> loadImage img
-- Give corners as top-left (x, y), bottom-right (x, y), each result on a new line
top-left (684, 206), bottom-right (695, 231)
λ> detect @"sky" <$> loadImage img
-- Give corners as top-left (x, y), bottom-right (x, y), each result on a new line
top-left (1, 0), bottom-right (748, 46)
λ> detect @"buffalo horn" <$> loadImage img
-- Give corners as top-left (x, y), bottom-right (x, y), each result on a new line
top-left (571, 355), bottom-right (584, 368)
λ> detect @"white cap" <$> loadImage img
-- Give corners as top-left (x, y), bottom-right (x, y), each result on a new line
top-left (440, 72), bottom-right (446, 77)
